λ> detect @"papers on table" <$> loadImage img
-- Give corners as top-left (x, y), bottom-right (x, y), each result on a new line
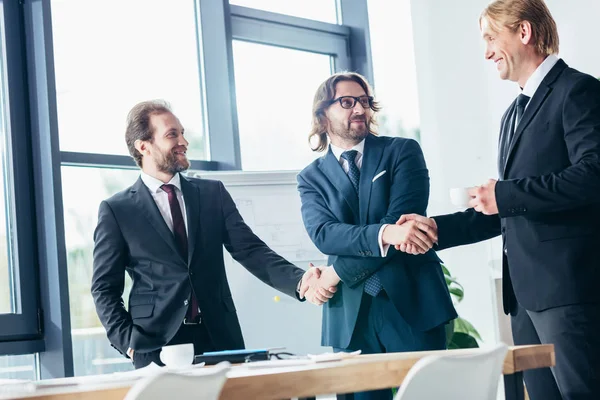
top-left (240, 350), bottom-right (362, 369)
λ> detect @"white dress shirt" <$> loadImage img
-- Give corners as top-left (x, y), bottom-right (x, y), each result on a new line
top-left (520, 54), bottom-right (560, 110)
top-left (140, 171), bottom-right (188, 234)
top-left (329, 140), bottom-right (390, 257)
top-left (128, 172), bottom-right (189, 358)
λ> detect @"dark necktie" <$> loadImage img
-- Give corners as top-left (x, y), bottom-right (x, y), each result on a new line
top-left (515, 93), bottom-right (530, 129)
top-left (161, 184), bottom-right (199, 321)
top-left (340, 150), bottom-right (383, 296)
top-left (500, 93), bottom-right (530, 171)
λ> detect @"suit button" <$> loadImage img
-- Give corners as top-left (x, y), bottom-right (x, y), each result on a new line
top-left (501, 227), bottom-right (506, 234)
top-left (504, 248), bottom-right (508, 255)
top-left (189, 271), bottom-right (194, 276)
top-left (184, 299), bottom-right (189, 306)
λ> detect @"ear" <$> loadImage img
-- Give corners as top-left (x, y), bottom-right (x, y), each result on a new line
top-left (134, 139), bottom-right (150, 156)
top-left (519, 21), bottom-right (533, 45)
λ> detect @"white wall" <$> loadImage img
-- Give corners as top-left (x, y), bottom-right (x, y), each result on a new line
top-left (409, 0), bottom-right (600, 346)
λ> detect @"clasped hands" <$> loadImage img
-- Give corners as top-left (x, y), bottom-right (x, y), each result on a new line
top-left (390, 179), bottom-right (499, 254)
top-left (299, 263), bottom-right (340, 306)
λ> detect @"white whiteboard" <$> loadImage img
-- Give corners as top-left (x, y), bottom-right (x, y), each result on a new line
top-left (193, 171), bottom-right (329, 355)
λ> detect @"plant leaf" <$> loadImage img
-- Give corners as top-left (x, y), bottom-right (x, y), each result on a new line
top-left (454, 317), bottom-right (483, 341)
top-left (448, 332), bottom-right (479, 349)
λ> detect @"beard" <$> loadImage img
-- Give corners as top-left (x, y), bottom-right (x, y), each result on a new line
top-left (154, 149), bottom-right (190, 174)
top-left (330, 117), bottom-right (369, 142)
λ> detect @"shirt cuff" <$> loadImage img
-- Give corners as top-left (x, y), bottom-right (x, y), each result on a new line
top-left (378, 224), bottom-right (390, 257)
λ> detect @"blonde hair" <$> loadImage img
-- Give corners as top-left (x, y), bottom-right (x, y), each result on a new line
top-left (308, 72), bottom-right (381, 152)
top-left (480, 0), bottom-right (559, 56)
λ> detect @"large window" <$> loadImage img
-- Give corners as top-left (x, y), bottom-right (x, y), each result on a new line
top-left (51, 0), bottom-right (206, 159)
top-left (232, 42), bottom-right (332, 171)
top-left (61, 166), bottom-right (139, 376)
top-left (228, 5), bottom-right (351, 171)
top-left (0, 0), bottom-right (372, 379)
top-left (368, 0), bottom-right (421, 141)
top-left (230, 0), bottom-right (338, 24)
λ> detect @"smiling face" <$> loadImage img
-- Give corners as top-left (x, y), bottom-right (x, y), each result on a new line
top-left (324, 80), bottom-right (372, 149)
top-left (135, 112), bottom-right (189, 182)
top-left (481, 16), bottom-right (528, 84)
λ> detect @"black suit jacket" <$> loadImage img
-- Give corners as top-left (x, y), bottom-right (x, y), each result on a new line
top-left (91, 174), bottom-right (305, 356)
top-left (434, 60), bottom-right (600, 315)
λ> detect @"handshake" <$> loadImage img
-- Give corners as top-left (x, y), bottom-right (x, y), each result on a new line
top-left (299, 214), bottom-right (437, 306)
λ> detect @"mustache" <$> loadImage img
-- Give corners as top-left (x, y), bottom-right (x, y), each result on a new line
top-left (350, 116), bottom-right (367, 122)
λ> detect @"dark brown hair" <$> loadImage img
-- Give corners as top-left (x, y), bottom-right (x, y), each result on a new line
top-left (125, 100), bottom-right (172, 167)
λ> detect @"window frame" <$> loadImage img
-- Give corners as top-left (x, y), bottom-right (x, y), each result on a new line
top-left (0, 0), bottom-right (43, 345)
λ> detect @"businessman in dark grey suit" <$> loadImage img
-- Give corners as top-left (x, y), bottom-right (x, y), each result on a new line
top-left (399, 1), bottom-right (600, 399)
top-left (92, 100), bottom-right (333, 369)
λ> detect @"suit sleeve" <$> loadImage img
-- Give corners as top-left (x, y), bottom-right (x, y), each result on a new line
top-left (219, 182), bottom-right (305, 300)
top-left (300, 139), bottom-right (432, 285)
top-left (496, 76), bottom-right (600, 217)
top-left (433, 209), bottom-right (501, 250)
top-left (91, 201), bottom-right (133, 356)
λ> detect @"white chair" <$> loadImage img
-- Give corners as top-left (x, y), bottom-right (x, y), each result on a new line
top-left (394, 343), bottom-right (509, 400)
top-left (124, 362), bottom-right (230, 400)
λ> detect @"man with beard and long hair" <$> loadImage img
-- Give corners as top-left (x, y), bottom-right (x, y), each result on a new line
top-left (92, 100), bottom-right (334, 369)
top-left (296, 73), bottom-right (456, 400)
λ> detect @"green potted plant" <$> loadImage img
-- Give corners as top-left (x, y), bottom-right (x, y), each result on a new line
top-left (443, 264), bottom-right (482, 348)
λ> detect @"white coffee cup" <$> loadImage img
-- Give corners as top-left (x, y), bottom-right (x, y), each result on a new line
top-left (160, 343), bottom-right (195, 368)
top-left (449, 187), bottom-right (472, 208)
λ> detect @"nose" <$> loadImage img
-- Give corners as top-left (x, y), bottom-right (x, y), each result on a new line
top-left (179, 134), bottom-right (189, 147)
top-left (484, 44), bottom-right (493, 60)
top-left (352, 101), bottom-right (366, 115)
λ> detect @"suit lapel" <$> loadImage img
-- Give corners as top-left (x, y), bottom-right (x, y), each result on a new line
top-left (130, 177), bottom-right (185, 264)
top-left (180, 175), bottom-right (199, 264)
top-left (319, 148), bottom-right (360, 221)
top-left (359, 135), bottom-right (384, 224)
top-left (503, 60), bottom-right (567, 177)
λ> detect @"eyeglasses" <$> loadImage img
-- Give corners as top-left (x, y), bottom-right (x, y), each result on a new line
top-left (244, 351), bottom-right (298, 363)
top-left (329, 95), bottom-right (374, 110)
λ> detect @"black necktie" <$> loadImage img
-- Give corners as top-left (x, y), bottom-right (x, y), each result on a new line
top-left (515, 93), bottom-right (530, 129)
top-left (161, 184), bottom-right (199, 321)
top-left (501, 94), bottom-right (530, 171)
top-left (340, 150), bottom-right (382, 296)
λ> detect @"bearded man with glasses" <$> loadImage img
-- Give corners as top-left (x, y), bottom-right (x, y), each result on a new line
top-left (296, 72), bottom-right (457, 400)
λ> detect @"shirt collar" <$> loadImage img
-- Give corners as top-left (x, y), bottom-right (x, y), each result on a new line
top-left (521, 54), bottom-right (559, 98)
top-left (140, 171), bottom-right (182, 194)
top-left (330, 139), bottom-right (366, 163)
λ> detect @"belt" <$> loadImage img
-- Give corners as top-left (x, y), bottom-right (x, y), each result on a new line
top-left (183, 315), bottom-right (202, 325)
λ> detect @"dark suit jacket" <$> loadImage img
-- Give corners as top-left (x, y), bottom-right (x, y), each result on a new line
top-left (434, 59), bottom-right (600, 315)
top-left (297, 135), bottom-right (457, 349)
top-left (92, 175), bottom-right (305, 356)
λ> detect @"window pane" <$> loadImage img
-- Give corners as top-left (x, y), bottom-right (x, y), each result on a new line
top-left (0, 18), bottom-right (15, 315)
top-left (0, 354), bottom-right (36, 381)
top-left (230, 0), bottom-right (338, 24)
top-left (51, 0), bottom-right (206, 159)
top-left (368, 0), bottom-right (421, 141)
top-left (62, 166), bottom-right (140, 376)
top-left (232, 41), bottom-right (331, 171)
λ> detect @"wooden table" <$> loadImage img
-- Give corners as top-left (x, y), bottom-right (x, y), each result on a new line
top-left (1, 345), bottom-right (553, 400)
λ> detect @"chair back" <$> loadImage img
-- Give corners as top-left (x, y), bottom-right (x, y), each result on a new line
top-left (395, 343), bottom-right (509, 400)
top-left (124, 362), bottom-right (230, 400)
